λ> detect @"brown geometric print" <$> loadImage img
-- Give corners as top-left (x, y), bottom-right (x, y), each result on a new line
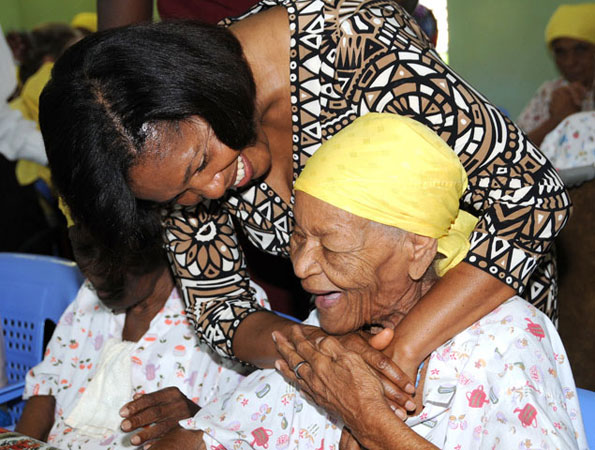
top-left (165, 0), bottom-right (571, 358)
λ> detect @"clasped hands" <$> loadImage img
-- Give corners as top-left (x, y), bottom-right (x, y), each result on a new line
top-left (272, 324), bottom-right (420, 449)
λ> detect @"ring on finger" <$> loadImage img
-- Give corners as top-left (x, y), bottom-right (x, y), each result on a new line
top-left (292, 360), bottom-right (309, 380)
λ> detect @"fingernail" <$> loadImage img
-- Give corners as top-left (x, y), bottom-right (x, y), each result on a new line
top-left (271, 332), bottom-right (277, 343)
top-left (274, 360), bottom-right (282, 371)
top-left (405, 383), bottom-right (415, 394)
top-left (119, 407), bottom-right (129, 417)
top-left (395, 408), bottom-right (407, 421)
top-left (144, 443), bottom-right (152, 449)
top-left (121, 420), bottom-right (131, 431)
top-left (130, 435), bottom-right (140, 445)
top-left (405, 400), bottom-right (416, 411)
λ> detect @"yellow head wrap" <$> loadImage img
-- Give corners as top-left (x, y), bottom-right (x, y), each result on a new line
top-left (70, 12), bottom-right (98, 33)
top-left (294, 113), bottom-right (478, 276)
top-left (545, 3), bottom-right (595, 47)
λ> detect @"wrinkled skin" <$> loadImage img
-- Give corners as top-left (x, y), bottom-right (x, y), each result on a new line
top-left (273, 327), bottom-right (437, 449)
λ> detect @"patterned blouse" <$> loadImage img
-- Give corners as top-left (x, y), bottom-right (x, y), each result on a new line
top-left (163, 0), bottom-right (571, 359)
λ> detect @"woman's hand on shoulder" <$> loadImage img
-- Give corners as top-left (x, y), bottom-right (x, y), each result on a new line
top-left (119, 387), bottom-right (200, 447)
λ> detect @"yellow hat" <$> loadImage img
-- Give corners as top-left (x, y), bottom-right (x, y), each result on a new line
top-left (294, 113), bottom-right (478, 276)
top-left (545, 3), bottom-right (595, 46)
top-left (71, 12), bottom-right (97, 33)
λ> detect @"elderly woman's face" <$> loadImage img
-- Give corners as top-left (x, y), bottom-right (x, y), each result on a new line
top-left (291, 191), bottom-right (423, 334)
top-left (552, 38), bottom-right (595, 87)
top-left (128, 117), bottom-right (271, 206)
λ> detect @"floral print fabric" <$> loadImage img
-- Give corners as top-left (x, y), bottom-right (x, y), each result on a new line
top-left (541, 111), bottom-right (595, 170)
top-left (185, 297), bottom-right (586, 449)
top-left (408, 297), bottom-right (586, 449)
top-left (23, 281), bottom-right (269, 449)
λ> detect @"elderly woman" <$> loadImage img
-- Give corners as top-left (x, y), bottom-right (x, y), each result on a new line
top-left (40, 1), bottom-right (569, 407)
top-left (148, 114), bottom-right (585, 449)
top-left (518, 3), bottom-right (595, 145)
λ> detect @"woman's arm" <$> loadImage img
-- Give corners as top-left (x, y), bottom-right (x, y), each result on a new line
top-left (15, 395), bottom-right (56, 441)
top-left (273, 327), bottom-right (437, 450)
top-left (163, 202), bottom-right (267, 360)
top-left (357, 5), bottom-right (571, 377)
top-left (526, 85), bottom-right (584, 145)
top-left (385, 262), bottom-right (515, 378)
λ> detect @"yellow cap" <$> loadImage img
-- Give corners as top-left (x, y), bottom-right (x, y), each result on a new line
top-left (545, 3), bottom-right (595, 46)
top-left (71, 12), bottom-right (97, 33)
top-left (294, 113), bottom-right (478, 276)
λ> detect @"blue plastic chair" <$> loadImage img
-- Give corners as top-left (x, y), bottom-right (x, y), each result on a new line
top-left (0, 253), bottom-right (83, 426)
top-left (578, 387), bottom-right (595, 449)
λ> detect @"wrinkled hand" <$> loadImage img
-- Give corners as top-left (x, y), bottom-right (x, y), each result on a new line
top-left (119, 387), bottom-right (200, 447)
top-left (340, 428), bottom-right (362, 450)
top-left (273, 326), bottom-right (406, 434)
top-left (300, 325), bottom-right (415, 417)
top-left (142, 426), bottom-right (206, 450)
top-left (549, 83), bottom-right (585, 124)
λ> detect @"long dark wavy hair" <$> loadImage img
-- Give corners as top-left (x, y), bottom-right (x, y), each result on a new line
top-left (40, 20), bottom-right (257, 250)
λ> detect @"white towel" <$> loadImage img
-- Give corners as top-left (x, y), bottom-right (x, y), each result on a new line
top-left (65, 338), bottom-right (136, 438)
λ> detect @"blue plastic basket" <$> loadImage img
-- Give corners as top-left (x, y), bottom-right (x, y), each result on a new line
top-left (0, 253), bottom-right (83, 426)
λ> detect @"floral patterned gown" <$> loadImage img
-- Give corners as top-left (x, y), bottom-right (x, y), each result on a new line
top-left (183, 297), bottom-right (587, 449)
top-left (163, 0), bottom-right (572, 359)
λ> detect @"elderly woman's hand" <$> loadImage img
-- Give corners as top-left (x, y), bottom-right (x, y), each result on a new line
top-left (273, 326), bottom-right (415, 446)
top-left (550, 83), bottom-right (586, 123)
top-left (119, 387), bottom-right (200, 447)
top-left (299, 325), bottom-right (416, 416)
top-left (274, 326), bottom-right (439, 449)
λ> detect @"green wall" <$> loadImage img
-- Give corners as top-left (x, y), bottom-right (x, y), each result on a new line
top-left (447, 0), bottom-right (587, 120)
top-left (0, 0), bottom-right (96, 31)
top-left (1, 0), bottom-right (584, 121)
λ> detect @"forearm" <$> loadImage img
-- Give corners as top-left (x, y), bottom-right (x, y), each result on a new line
top-left (15, 395), bottom-right (56, 441)
top-left (233, 310), bottom-right (307, 367)
top-left (96, 0), bottom-right (153, 30)
top-left (527, 117), bottom-right (561, 146)
top-left (392, 262), bottom-right (514, 369)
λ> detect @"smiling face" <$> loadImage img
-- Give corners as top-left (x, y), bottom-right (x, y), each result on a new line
top-left (128, 116), bottom-right (272, 206)
top-left (290, 191), bottom-right (436, 334)
top-left (551, 38), bottom-right (595, 88)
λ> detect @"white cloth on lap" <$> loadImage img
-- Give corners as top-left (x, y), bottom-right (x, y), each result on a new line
top-left (65, 338), bottom-right (136, 439)
top-left (24, 281), bottom-right (269, 449)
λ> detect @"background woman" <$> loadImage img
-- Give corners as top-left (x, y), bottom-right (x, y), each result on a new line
top-left (517, 3), bottom-right (595, 145)
top-left (40, 1), bottom-right (570, 393)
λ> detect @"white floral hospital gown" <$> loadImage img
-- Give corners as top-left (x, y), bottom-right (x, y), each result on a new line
top-left (541, 111), bottom-right (595, 170)
top-left (23, 281), bottom-right (268, 449)
top-left (185, 297), bottom-right (587, 449)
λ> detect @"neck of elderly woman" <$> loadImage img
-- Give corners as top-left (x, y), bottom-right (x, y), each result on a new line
top-left (366, 222), bottom-right (439, 332)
